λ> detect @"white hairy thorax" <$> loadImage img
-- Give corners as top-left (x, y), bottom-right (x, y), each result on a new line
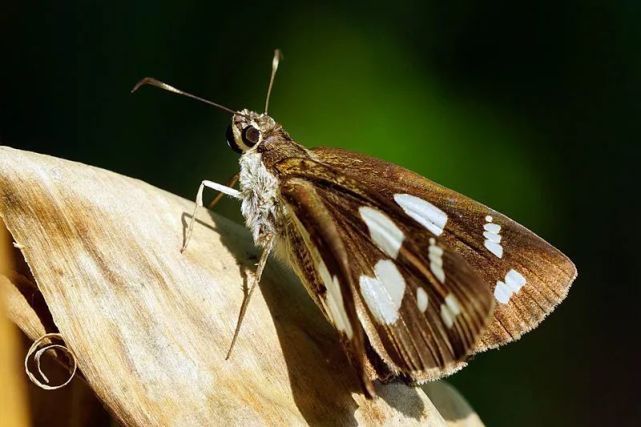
top-left (238, 151), bottom-right (283, 248)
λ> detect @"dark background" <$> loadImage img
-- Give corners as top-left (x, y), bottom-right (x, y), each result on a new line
top-left (2, 2), bottom-right (640, 426)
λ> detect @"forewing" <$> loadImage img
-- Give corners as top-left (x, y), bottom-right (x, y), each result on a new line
top-left (310, 147), bottom-right (577, 352)
top-left (277, 161), bottom-right (494, 384)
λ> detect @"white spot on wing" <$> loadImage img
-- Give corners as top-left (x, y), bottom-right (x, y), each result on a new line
top-left (494, 269), bottom-right (527, 304)
top-left (445, 294), bottom-right (461, 316)
top-left (483, 223), bottom-right (501, 233)
top-left (394, 194), bottom-right (448, 236)
top-left (416, 288), bottom-right (429, 312)
top-left (440, 293), bottom-right (461, 328)
top-left (483, 230), bottom-right (501, 243)
top-left (484, 241), bottom-right (504, 258)
top-left (494, 281), bottom-right (512, 304)
top-left (440, 306), bottom-right (454, 328)
top-left (428, 238), bottom-right (446, 283)
top-left (359, 260), bottom-right (406, 325)
top-left (318, 260), bottom-right (353, 338)
top-left (483, 216), bottom-right (503, 258)
top-left (359, 207), bottom-right (405, 259)
top-left (505, 269), bottom-right (526, 292)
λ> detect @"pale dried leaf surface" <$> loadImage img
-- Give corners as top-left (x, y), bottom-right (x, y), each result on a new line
top-left (0, 146), bottom-right (483, 426)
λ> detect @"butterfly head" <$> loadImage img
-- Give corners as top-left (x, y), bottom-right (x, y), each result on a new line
top-left (226, 110), bottom-right (278, 154)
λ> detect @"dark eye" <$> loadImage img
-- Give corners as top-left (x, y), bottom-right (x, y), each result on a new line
top-left (226, 125), bottom-right (242, 154)
top-left (242, 125), bottom-right (261, 147)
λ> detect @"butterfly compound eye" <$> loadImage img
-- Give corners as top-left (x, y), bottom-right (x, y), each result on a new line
top-left (242, 125), bottom-right (262, 147)
top-left (226, 124), bottom-right (242, 154)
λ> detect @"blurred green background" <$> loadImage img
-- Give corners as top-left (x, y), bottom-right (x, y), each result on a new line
top-left (2, 2), bottom-right (639, 426)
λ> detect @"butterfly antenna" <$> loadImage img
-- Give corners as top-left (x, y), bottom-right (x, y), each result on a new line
top-left (131, 77), bottom-right (246, 116)
top-left (264, 49), bottom-right (283, 114)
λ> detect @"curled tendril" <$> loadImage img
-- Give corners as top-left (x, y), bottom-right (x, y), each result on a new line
top-left (24, 333), bottom-right (77, 390)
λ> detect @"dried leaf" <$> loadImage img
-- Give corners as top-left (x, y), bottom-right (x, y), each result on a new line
top-left (0, 146), bottom-right (483, 426)
top-left (0, 225), bottom-right (30, 427)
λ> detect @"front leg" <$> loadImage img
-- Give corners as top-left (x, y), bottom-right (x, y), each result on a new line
top-left (181, 179), bottom-right (242, 253)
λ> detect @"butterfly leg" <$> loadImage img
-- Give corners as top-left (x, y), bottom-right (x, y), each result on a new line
top-left (226, 236), bottom-right (274, 359)
top-left (181, 178), bottom-right (242, 253)
top-left (207, 173), bottom-right (239, 209)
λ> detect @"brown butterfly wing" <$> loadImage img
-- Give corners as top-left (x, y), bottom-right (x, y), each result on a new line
top-left (277, 159), bottom-right (494, 386)
top-left (277, 177), bottom-right (374, 396)
top-left (309, 147), bottom-right (577, 352)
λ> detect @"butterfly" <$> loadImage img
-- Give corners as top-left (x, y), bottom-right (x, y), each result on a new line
top-left (133, 50), bottom-right (577, 397)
